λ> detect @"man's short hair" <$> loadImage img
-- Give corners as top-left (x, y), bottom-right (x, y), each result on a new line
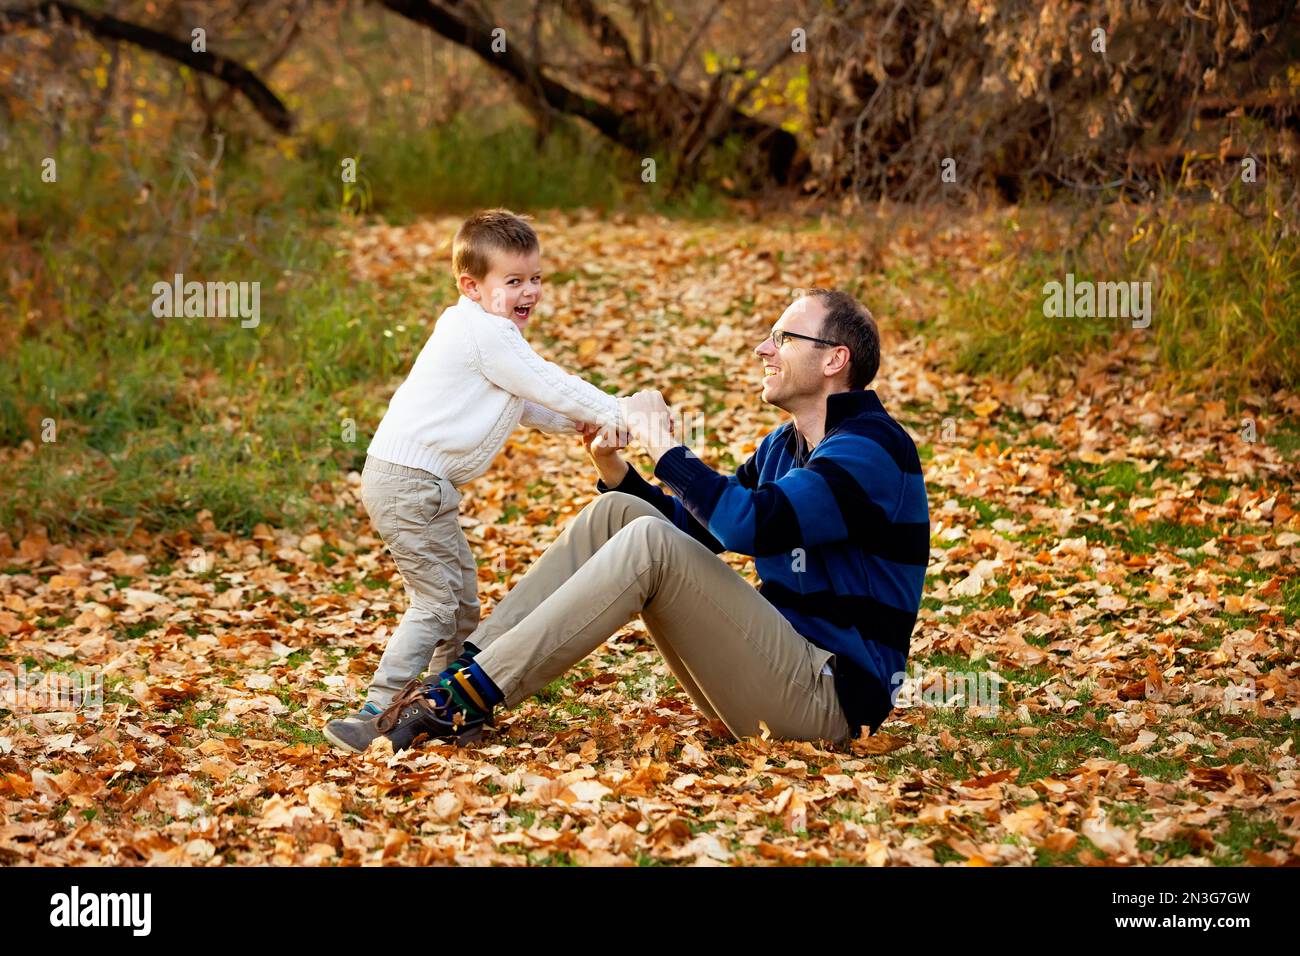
top-left (809, 288), bottom-right (880, 389)
top-left (452, 209), bottom-right (539, 280)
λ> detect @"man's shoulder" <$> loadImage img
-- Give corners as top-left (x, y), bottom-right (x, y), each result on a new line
top-left (817, 411), bottom-right (922, 474)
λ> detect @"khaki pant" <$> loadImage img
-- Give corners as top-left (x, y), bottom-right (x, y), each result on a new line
top-left (471, 491), bottom-right (851, 744)
top-left (360, 456), bottom-right (479, 708)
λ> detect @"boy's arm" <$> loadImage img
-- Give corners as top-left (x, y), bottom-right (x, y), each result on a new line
top-left (471, 317), bottom-right (625, 430)
top-left (520, 400), bottom-right (577, 434)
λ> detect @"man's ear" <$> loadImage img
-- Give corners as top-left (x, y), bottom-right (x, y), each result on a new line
top-left (457, 273), bottom-right (481, 300)
top-left (824, 345), bottom-right (851, 380)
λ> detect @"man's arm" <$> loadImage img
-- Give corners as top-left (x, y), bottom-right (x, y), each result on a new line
top-left (584, 425), bottom-right (727, 554)
top-left (658, 433), bottom-right (930, 559)
top-left (623, 391), bottom-right (923, 559)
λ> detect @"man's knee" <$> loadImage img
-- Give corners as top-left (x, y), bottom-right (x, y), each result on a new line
top-left (623, 513), bottom-right (690, 557)
top-left (585, 491), bottom-right (661, 526)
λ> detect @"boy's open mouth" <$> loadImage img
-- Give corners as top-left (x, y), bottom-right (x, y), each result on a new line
top-left (513, 305), bottom-right (532, 321)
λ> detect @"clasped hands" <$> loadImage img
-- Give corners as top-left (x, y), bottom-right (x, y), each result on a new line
top-left (576, 390), bottom-right (680, 465)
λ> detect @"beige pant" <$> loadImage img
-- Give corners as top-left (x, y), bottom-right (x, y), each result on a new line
top-left (471, 491), bottom-right (851, 743)
top-left (360, 456), bottom-right (479, 708)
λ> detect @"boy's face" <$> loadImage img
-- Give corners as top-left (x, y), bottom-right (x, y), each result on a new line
top-left (457, 248), bottom-right (542, 331)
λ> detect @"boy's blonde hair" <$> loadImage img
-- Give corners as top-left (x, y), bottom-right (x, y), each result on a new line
top-left (452, 209), bottom-right (539, 280)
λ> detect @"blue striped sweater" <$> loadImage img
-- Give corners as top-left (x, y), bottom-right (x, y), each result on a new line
top-left (597, 389), bottom-right (929, 736)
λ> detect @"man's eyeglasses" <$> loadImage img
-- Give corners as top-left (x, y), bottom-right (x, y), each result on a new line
top-left (768, 329), bottom-right (842, 349)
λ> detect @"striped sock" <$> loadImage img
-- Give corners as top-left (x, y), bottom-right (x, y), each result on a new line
top-left (425, 656), bottom-right (502, 719)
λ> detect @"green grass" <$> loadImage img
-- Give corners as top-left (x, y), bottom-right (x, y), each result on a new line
top-left (1205, 809), bottom-right (1288, 865)
top-left (6, 98), bottom-right (1295, 545)
top-left (1032, 834), bottom-right (1104, 866)
top-left (274, 719), bottom-right (327, 746)
top-left (333, 115), bottom-right (630, 216)
top-left (1270, 421), bottom-right (1300, 458)
top-left (1280, 576), bottom-right (1300, 623)
top-left (1, 139), bottom-right (403, 536)
top-left (923, 182), bottom-right (1300, 396)
top-left (896, 706), bottom-right (1205, 785)
top-left (0, 97), bottom-right (732, 540)
top-left (1084, 520), bottom-right (1218, 556)
top-left (1063, 460), bottom-right (1148, 498)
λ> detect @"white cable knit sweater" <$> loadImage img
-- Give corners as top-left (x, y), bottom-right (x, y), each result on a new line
top-left (367, 295), bottom-right (624, 485)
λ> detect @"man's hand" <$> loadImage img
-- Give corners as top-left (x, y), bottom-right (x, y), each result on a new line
top-left (580, 422), bottom-right (629, 487)
top-left (621, 390), bottom-right (679, 464)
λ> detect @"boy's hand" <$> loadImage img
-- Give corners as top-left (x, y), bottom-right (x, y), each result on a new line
top-left (578, 419), bottom-right (629, 450)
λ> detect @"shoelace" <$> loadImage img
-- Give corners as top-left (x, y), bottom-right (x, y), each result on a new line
top-left (374, 678), bottom-right (495, 738)
top-left (374, 678), bottom-right (443, 733)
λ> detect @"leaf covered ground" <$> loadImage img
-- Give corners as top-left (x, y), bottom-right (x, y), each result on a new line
top-left (2, 212), bottom-right (1298, 866)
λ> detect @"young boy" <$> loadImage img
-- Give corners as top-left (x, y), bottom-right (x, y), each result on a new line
top-left (324, 209), bottom-right (627, 753)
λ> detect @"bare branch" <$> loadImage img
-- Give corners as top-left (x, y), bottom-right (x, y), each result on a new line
top-left (667, 0), bottom-right (724, 86)
top-left (0, 0), bottom-right (294, 133)
top-left (557, 0), bottom-right (634, 64)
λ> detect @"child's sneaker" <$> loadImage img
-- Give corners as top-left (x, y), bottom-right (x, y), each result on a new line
top-left (375, 679), bottom-right (490, 751)
top-left (323, 702), bottom-right (383, 753)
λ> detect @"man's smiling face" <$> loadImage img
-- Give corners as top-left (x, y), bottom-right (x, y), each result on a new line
top-left (754, 296), bottom-right (832, 410)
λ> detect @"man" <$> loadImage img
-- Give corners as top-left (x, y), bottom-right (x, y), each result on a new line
top-left (371, 288), bottom-right (929, 749)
